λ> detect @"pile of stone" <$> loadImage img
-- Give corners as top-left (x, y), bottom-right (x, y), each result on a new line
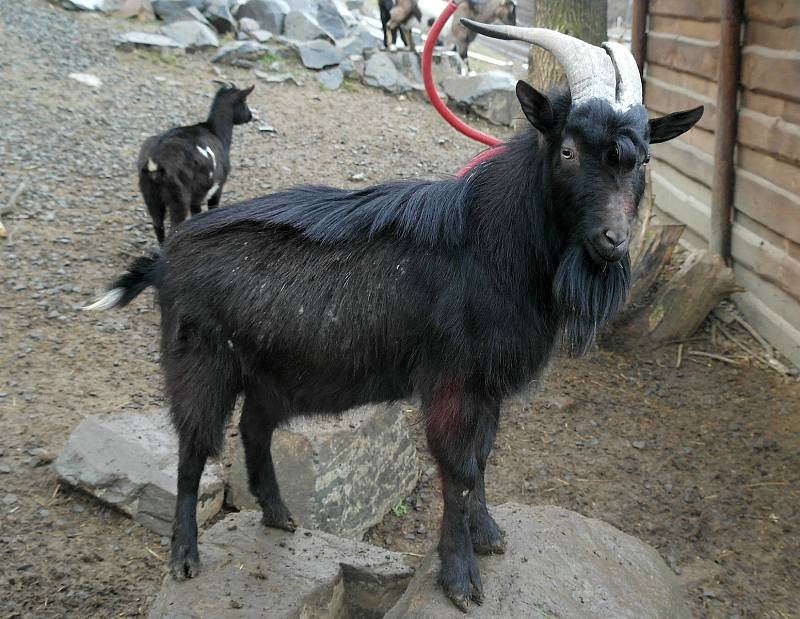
top-left (53, 0), bottom-right (520, 125)
top-left (54, 404), bottom-right (419, 540)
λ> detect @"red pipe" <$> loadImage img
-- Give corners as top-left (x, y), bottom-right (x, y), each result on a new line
top-left (421, 0), bottom-right (502, 148)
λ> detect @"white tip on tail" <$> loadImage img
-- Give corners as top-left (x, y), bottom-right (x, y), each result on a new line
top-left (147, 158), bottom-right (158, 172)
top-left (82, 287), bottom-right (124, 311)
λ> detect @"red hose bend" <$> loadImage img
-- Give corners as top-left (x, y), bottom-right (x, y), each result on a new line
top-left (421, 1), bottom-right (506, 175)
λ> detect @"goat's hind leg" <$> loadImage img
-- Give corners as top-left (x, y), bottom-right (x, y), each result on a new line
top-left (166, 343), bottom-right (239, 579)
top-left (240, 383), bottom-right (296, 532)
top-left (469, 403), bottom-right (506, 555)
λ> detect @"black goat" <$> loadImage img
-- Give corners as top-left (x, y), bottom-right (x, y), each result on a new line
top-left (87, 24), bottom-right (702, 613)
top-left (381, 0), bottom-right (420, 51)
top-left (137, 83), bottom-right (254, 244)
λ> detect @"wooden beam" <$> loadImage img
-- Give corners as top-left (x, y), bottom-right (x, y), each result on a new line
top-left (631, 0), bottom-right (649, 77)
top-left (709, 0), bottom-right (742, 263)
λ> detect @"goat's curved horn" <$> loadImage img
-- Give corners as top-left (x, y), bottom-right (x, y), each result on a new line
top-left (460, 19), bottom-right (640, 109)
top-left (602, 41), bottom-right (642, 110)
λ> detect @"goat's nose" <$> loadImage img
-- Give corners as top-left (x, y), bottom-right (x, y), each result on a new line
top-left (603, 228), bottom-right (626, 248)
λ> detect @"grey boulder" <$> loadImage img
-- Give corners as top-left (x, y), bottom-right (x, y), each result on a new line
top-left (283, 10), bottom-right (331, 42)
top-left (151, 0), bottom-right (204, 20)
top-left (203, 0), bottom-right (237, 34)
top-left (211, 40), bottom-right (268, 64)
top-left (317, 66), bottom-right (344, 89)
top-left (294, 38), bottom-right (343, 69)
top-left (336, 24), bottom-right (382, 56)
top-left (442, 70), bottom-right (520, 126)
top-left (236, 0), bottom-right (290, 34)
top-left (226, 404), bottom-right (418, 540)
top-left (148, 511), bottom-right (415, 618)
top-left (161, 20), bottom-right (220, 49)
top-left (362, 51), bottom-right (416, 94)
top-left (386, 503), bottom-right (691, 619)
top-left (53, 410), bottom-right (223, 537)
top-left (315, 0), bottom-right (348, 39)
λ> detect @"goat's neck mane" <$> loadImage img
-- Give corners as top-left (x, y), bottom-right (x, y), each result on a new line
top-left (205, 91), bottom-right (235, 150)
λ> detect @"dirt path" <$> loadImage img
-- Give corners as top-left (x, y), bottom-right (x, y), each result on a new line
top-left (1, 2), bottom-right (797, 617)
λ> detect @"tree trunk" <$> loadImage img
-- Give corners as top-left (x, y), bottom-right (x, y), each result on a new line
top-left (527, 0), bottom-right (608, 91)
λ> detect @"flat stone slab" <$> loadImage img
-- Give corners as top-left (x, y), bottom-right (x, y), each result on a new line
top-left (227, 404), bottom-right (419, 539)
top-left (115, 32), bottom-right (185, 51)
top-left (54, 410), bottom-right (223, 536)
top-left (148, 511), bottom-right (415, 618)
top-left (386, 503), bottom-right (691, 619)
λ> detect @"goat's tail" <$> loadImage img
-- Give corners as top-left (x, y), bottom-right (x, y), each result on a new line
top-left (83, 253), bottom-right (165, 311)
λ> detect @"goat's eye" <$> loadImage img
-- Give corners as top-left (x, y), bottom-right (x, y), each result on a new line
top-left (642, 152), bottom-right (651, 166)
top-left (561, 148), bottom-right (575, 160)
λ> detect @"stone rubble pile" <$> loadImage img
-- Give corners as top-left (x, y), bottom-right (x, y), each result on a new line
top-left (53, 0), bottom-right (520, 124)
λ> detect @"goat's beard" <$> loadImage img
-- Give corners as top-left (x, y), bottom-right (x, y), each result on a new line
top-left (553, 243), bottom-right (631, 357)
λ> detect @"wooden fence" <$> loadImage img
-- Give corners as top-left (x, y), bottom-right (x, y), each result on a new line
top-left (633, 0), bottom-right (800, 365)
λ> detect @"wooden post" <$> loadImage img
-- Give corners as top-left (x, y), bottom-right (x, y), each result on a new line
top-left (630, 0), bottom-right (649, 78)
top-left (709, 0), bottom-right (742, 263)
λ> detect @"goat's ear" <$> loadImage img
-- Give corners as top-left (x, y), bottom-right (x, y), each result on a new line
top-left (516, 81), bottom-right (556, 135)
top-left (649, 106), bottom-right (704, 144)
top-left (239, 85), bottom-right (255, 99)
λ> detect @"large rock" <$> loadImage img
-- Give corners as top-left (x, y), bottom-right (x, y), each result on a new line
top-left (336, 24), bottom-right (382, 56)
top-left (148, 511), bottom-right (415, 618)
top-left (317, 66), bottom-right (344, 89)
top-left (203, 0), bottom-right (237, 33)
top-left (363, 51), bottom-right (416, 94)
top-left (431, 49), bottom-right (465, 86)
top-left (161, 20), bottom-right (220, 49)
top-left (386, 49), bottom-right (422, 86)
top-left (227, 404), bottom-right (418, 540)
top-left (294, 38), bottom-right (343, 69)
top-left (151, 0), bottom-right (203, 20)
top-left (115, 31), bottom-right (186, 51)
top-left (386, 503), bottom-right (691, 619)
top-left (54, 410), bottom-right (223, 537)
top-left (315, 0), bottom-right (348, 39)
top-left (211, 40), bottom-right (269, 64)
top-left (283, 10), bottom-right (331, 42)
top-left (236, 0), bottom-right (290, 34)
top-left (442, 70), bottom-right (520, 126)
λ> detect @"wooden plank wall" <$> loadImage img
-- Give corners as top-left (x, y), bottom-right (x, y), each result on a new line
top-left (643, 0), bottom-right (800, 365)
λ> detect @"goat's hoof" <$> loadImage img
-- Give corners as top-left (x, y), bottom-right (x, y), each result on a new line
top-left (169, 545), bottom-right (201, 581)
top-left (471, 521), bottom-right (507, 555)
top-left (440, 553), bottom-right (483, 613)
top-left (261, 507), bottom-right (297, 533)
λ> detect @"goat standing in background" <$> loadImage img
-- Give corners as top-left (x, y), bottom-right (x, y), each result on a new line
top-left (383, 0), bottom-right (421, 52)
top-left (88, 22), bottom-right (702, 613)
top-left (137, 83), bottom-right (254, 244)
top-left (451, 0), bottom-right (516, 71)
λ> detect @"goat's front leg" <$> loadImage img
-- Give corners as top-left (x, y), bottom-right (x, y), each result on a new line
top-left (469, 403), bottom-right (506, 555)
top-left (425, 383), bottom-right (483, 612)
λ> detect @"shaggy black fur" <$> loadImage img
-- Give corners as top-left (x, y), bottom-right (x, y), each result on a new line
top-left (137, 84), bottom-right (254, 244)
top-left (95, 84), bottom-right (702, 611)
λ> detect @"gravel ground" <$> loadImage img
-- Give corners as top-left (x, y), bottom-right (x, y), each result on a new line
top-left (1, 2), bottom-right (798, 618)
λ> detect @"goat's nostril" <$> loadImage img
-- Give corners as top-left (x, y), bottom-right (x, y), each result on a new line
top-left (603, 229), bottom-right (625, 248)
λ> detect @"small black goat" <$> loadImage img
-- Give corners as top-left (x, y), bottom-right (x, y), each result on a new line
top-left (88, 23), bottom-right (702, 613)
top-left (137, 83), bottom-right (254, 244)
top-left (381, 0), bottom-right (421, 51)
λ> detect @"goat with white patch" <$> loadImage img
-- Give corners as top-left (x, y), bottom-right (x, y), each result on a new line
top-left (137, 83), bottom-right (254, 244)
